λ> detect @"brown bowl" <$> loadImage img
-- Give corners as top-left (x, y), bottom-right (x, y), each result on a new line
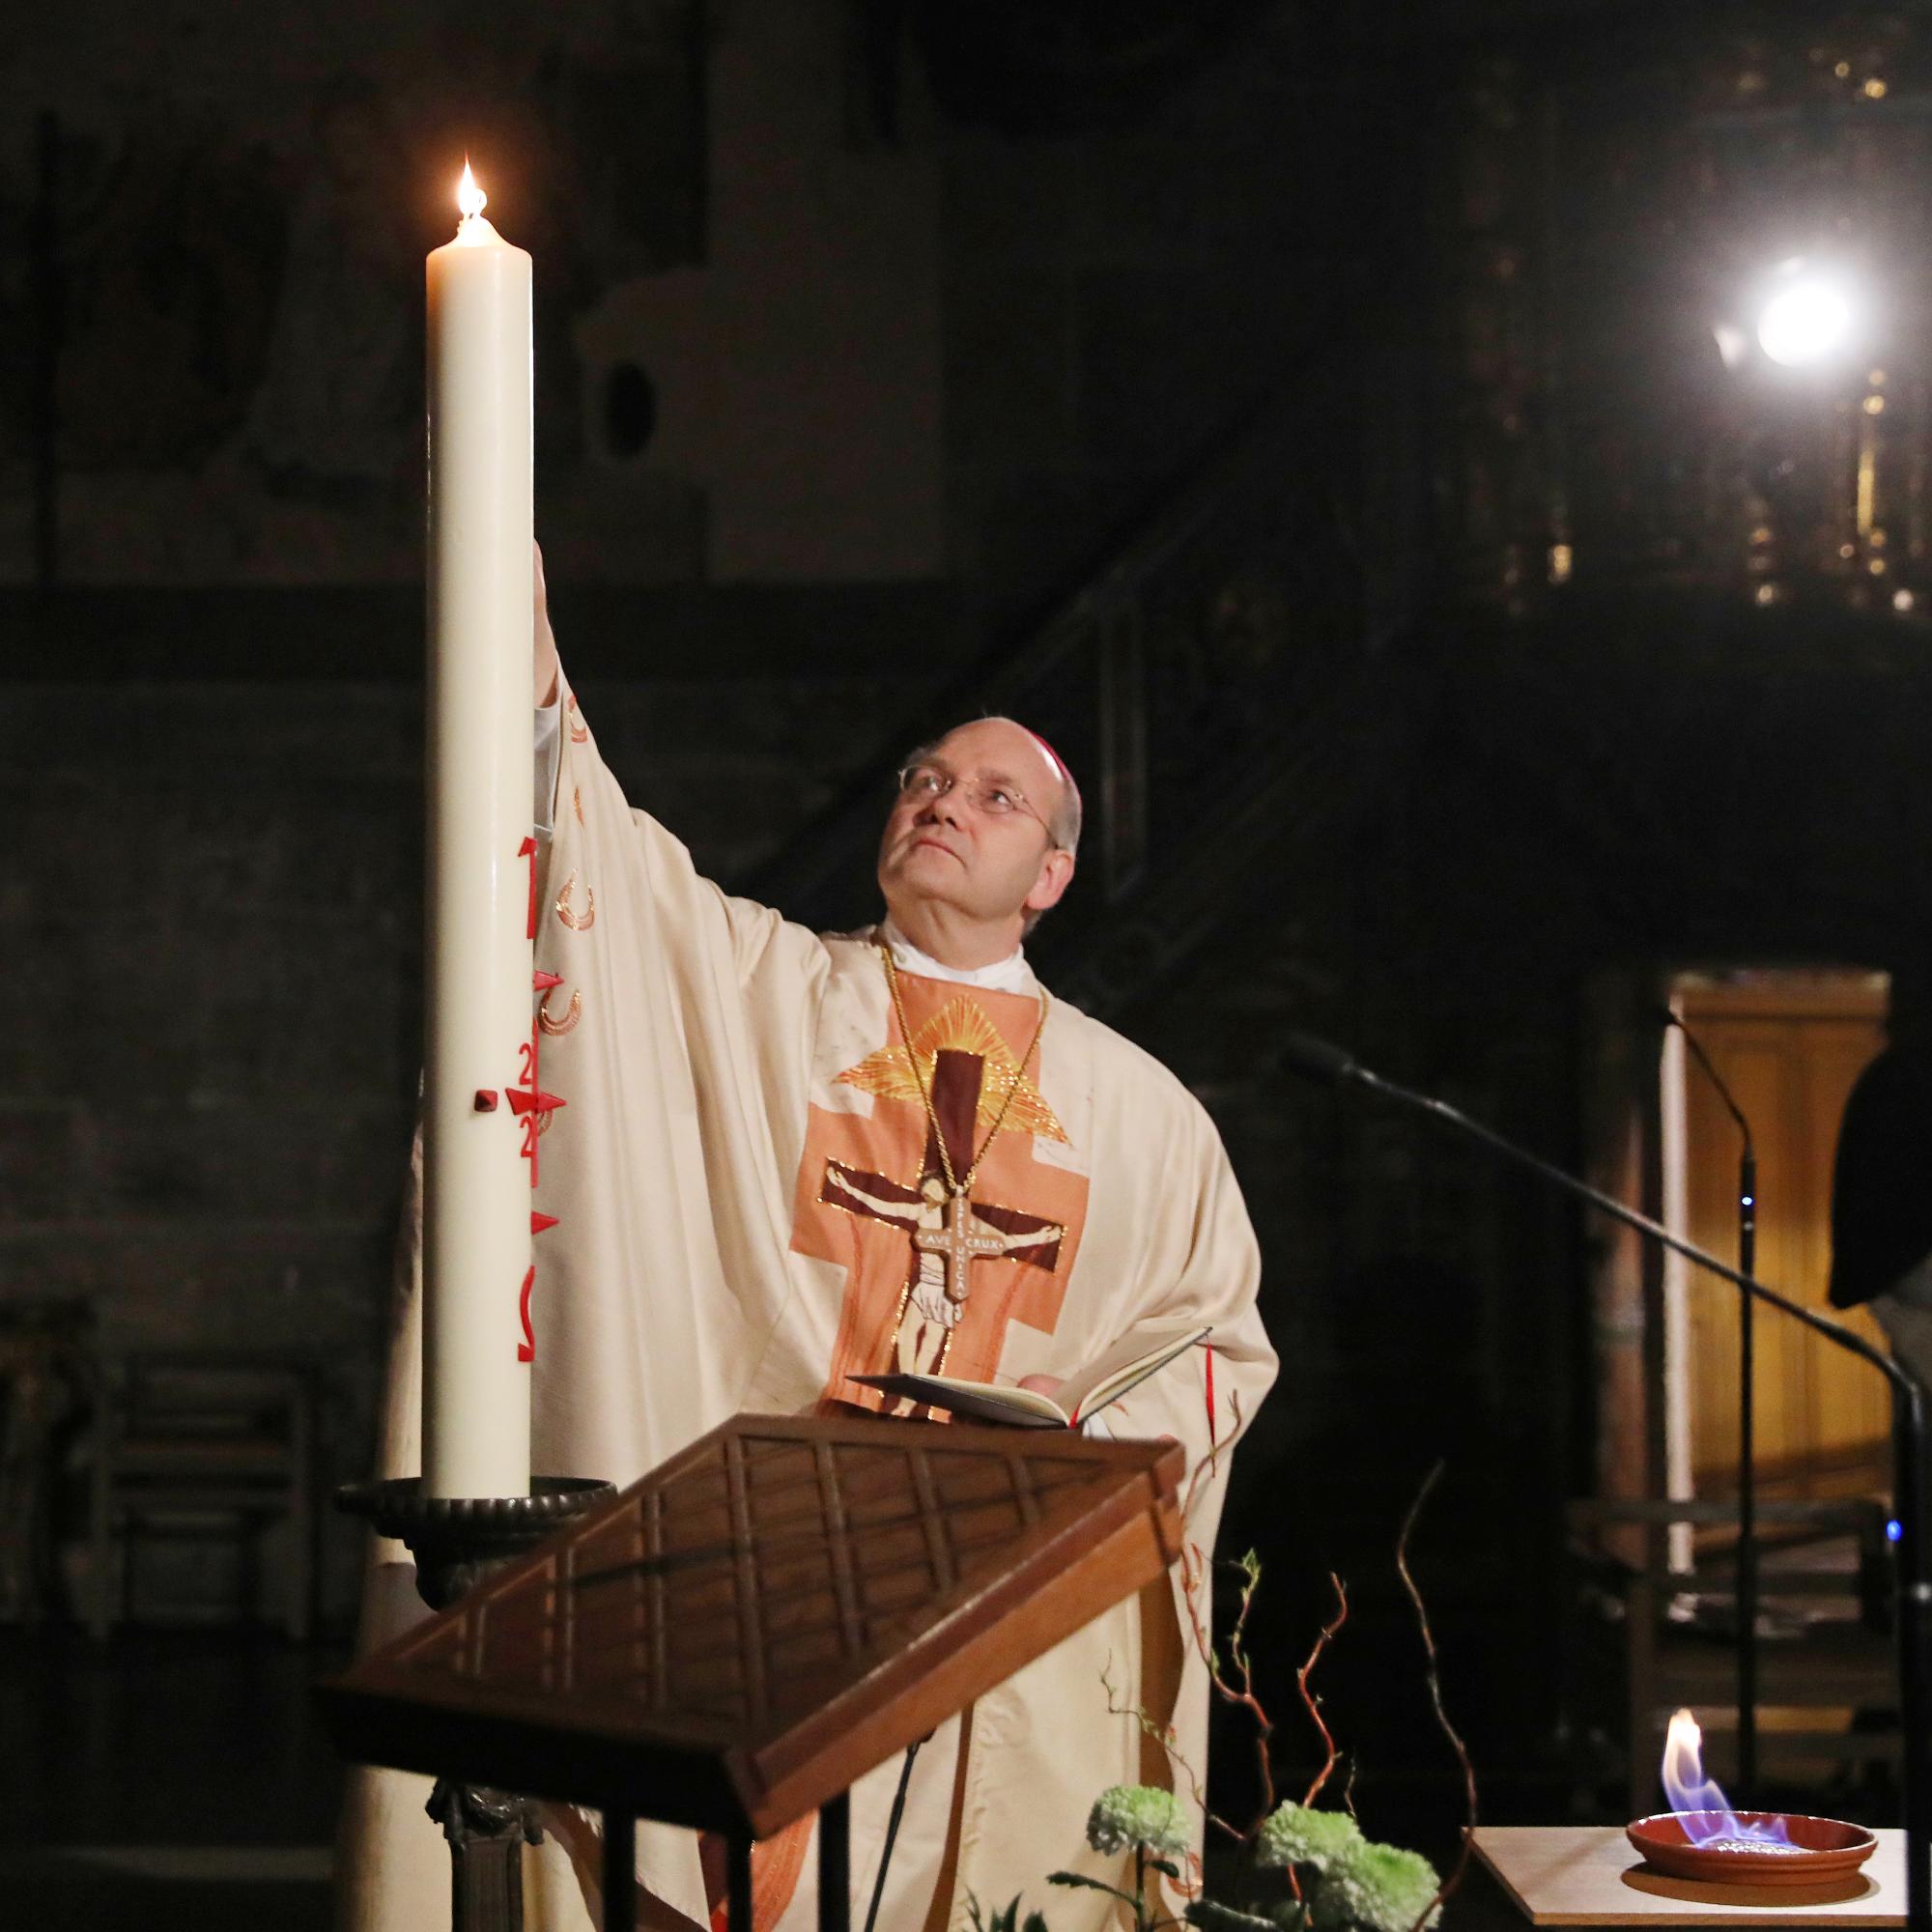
top-left (1627, 1812), bottom-right (1878, 1886)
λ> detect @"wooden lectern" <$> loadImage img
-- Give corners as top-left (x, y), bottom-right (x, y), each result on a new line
top-left (323, 1410), bottom-right (1188, 1932)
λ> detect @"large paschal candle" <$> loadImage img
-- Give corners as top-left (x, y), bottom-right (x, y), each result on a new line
top-left (422, 164), bottom-right (533, 1498)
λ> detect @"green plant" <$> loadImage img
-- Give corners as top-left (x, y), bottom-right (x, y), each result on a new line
top-left (985, 1462), bottom-right (1474, 1932)
top-left (967, 1896), bottom-right (1051, 1932)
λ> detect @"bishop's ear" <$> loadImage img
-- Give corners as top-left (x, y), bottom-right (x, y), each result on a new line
top-left (1025, 845), bottom-right (1076, 917)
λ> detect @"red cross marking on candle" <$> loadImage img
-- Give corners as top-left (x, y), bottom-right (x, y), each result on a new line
top-left (506, 1086), bottom-right (565, 1119)
top-left (520, 836), bottom-right (538, 941)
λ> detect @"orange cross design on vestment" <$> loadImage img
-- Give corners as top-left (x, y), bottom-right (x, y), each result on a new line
top-left (789, 983), bottom-right (1091, 1412)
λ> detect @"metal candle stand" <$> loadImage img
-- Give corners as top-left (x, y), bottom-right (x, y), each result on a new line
top-left (337, 1476), bottom-right (614, 1932)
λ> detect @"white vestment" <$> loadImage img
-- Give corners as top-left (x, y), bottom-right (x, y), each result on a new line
top-left (336, 682), bottom-right (1276, 1932)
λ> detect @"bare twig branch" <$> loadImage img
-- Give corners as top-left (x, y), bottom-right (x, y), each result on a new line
top-left (1225, 1551), bottom-right (1277, 1833)
top-left (1102, 1653), bottom-right (1209, 1893)
top-left (1179, 1386), bottom-right (1244, 1523)
top-left (1297, 1574), bottom-right (1350, 1806)
top-left (1395, 1462), bottom-right (1477, 1932)
top-left (1178, 1544), bottom-right (1277, 1834)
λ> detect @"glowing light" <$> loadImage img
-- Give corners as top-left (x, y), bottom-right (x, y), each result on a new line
top-left (1756, 263), bottom-right (1856, 367)
top-left (1889, 1518), bottom-right (1905, 1541)
top-left (1662, 1709), bottom-right (1792, 1847)
top-left (1893, 591), bottom-right (1915, 614)
top-left (458, 160), bottom-right (488, 222)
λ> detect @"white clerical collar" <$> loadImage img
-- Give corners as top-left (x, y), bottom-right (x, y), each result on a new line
top-left (879, 918), bottom-right (1032, 995)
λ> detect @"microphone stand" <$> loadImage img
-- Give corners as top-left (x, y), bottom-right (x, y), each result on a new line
top-left (1666, 1013), bottom-right (1760, 1791)
top-left (1279, 1035), bottom-right (1931, 1932)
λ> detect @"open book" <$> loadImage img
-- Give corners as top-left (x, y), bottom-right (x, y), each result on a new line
top-left (848, 1320), bottom-right (1210, 1430)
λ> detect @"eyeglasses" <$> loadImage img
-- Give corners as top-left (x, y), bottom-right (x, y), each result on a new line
top-left (896, 763), bottom-right (1050, 835)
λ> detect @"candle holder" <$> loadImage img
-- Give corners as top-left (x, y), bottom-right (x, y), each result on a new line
top-left (337, 1475), bottom-right (613, 1932)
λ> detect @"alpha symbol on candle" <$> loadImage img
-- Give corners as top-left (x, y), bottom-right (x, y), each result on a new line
top-left (517, 1264), bottom-right (537, 1362)
top-left (458, 160), bottom-right (487, 221)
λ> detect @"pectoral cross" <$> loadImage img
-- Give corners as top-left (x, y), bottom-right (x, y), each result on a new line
top-left (916, 1187), bottom-right (1012, 1307)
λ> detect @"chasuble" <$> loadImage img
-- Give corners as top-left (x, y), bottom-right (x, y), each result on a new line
top-left (337, 683), bottom-right (1277, 1932)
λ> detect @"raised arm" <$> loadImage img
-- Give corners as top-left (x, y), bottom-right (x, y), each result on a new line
top-left (534, 541), bottom-right (560, 707)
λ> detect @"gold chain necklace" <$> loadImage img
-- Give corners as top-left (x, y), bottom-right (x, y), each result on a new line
top-left (878, 939), bottom-right (1049, 1198)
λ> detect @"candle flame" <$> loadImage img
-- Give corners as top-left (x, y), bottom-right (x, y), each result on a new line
top-left (457, 161), bottom-right (487, 222)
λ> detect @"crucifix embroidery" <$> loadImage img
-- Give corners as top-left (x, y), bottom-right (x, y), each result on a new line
top-left (821, 1159), bottom-right (1065, 1384)
top-left (792, 980), bottom-right (1090, 1411)
top-left (819, 1042), bottom-right (1065, 1397)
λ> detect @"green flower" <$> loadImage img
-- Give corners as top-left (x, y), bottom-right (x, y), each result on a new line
top-left (1255, 1804), bottom-right (1363, 1873)
top-left (1309, 1842), bottom-right (1441, 1932)
top-left (1084, 1784), bottom-right (1191, 1858)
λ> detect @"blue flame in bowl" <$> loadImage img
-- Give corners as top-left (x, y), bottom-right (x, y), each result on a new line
top-left (1662, 1710), bottom-right (1794, 1848)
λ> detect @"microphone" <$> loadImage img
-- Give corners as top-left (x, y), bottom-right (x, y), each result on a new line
top-left (1277, 1031), bottom-right (1932, 1932)
top-left (1277, 1032), bottom-right (1365, 1087)
top-left (1657, 1007), bottom-right (1756, 1159)
top-left (1659, 1006), bottom-right (1764, 1788)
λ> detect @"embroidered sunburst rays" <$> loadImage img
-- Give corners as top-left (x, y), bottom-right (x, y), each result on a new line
top-left (837, 996), bottom-right (1068, 1146)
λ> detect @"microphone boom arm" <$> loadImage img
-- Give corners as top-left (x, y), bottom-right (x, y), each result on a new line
top-left (1287, 1035), bottom-right (1930, 1932)
top-left (1348, 1060), bottom-right (1902, 1391)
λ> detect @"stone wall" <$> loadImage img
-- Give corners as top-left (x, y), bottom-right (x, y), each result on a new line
top-left (0, 644), bottom-right (942, 1625)
top-left (2, 2), bottom-right (1388, 607)
top-left (0, 0), bottom-right (943, 588)
top-left (936, 10), bottom-right (1396, 623)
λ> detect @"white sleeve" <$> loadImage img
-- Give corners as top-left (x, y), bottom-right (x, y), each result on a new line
top-left (533, 696), bottom-right (562, 838)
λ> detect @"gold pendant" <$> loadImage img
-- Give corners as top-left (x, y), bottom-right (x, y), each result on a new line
top-left (538, 987), bottom-right (582, 1036)
top-left (554, 872), bottom-right (596, 930)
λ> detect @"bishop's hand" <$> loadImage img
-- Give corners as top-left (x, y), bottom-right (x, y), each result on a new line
top-left (534, 540), bottom-right (560, 707)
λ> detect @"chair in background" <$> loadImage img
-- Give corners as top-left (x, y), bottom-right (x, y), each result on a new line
top-left (0, 1297), bottom-right (95, 1625)
top-left (1569, 1495), bottom-right (1897, 1815)
top-left (90, 1355), bottom-right (318, 1641)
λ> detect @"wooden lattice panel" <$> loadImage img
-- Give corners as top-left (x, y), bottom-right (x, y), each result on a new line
top-left (323, 1412), bottom-right (1185, 1835)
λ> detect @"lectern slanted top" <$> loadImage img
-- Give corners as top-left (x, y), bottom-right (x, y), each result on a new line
top-left (323, 1409), bottom-right (1187, 1845)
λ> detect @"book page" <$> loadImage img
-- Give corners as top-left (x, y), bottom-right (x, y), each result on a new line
top-left (1055, 1321), bottom-right (1209, 1422)
top-left (849, 1320), bottom-right (1208, 1428)
top-left (846, 1373), bottom-right (1068, 1425)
